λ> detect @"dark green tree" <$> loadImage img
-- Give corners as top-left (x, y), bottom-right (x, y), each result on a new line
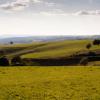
top-left (93, 39), bottom-right (100, 45)
top-left (86, 43), bottom-right (91, 50)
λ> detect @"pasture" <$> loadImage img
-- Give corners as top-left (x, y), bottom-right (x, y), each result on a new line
top-left (0, 40), bottom-right (93, 59)
top-left (0, 66), bottom-right (100, 100)
top-left (0, 40), bottom-right (100, 99)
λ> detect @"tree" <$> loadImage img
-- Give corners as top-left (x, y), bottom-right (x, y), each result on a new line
top-left (10, 41), bottom-right (14, 45)
top-left (0, 56), bottom-right (9, 66)
top-left (86, 43), bottom-right (91, 49)
top-left (93, 39), bottom-right (100, 45)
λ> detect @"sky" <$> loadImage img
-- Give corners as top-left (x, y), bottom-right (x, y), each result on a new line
top-left (0, 0), bottom-right (100, 37)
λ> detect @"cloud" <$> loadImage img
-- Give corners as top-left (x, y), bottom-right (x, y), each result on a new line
top-left (44, 2), bottom-right (55, 7)
top-left (0, 0), bottom-right (30, 11)
top-left (32, 0), bottom-right (43, 3)
top-left (75, 10), bottom-right (100, 15)
top-left (39, 10), bottom-right (100, 16)
top-left (0, 0), bottom-right (55, 12)
top-left (39, 9), bottom-right (68, 16)
top-left (0, 0), bottom-right (46, 12)
top-left (0, 0), bottom-right (100, 16)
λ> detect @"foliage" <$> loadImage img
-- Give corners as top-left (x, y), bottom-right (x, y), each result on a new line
top-left (10, 41), bottom-right (14, 45)
top-left (86, 43), bottom-right (91, 49)
top-left (0, 56), bottom-right (9, 66)
top-left (93, 39), bottom-right (100, 45)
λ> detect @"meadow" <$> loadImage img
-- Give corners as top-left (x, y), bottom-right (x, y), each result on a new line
top-left (0, 39), bottom-right (99, 59)
top-left (0, 40), bottom-right (92, 58)
top-left (0, 66), bottom-right (100, 100)
top-left (0, 39), bottom-right (100, 100)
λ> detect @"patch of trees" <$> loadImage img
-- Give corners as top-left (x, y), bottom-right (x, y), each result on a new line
top-left (86, 39), bottom-right (100, 50)
top-left (93, 39), bottom-right (100, 45)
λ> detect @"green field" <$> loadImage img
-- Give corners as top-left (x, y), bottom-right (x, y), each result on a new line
top-left (20, 40), bottom-right (100, 59)
top-left (0, 40), bottom-right (100, 100)
top-left (21, 40), bottom-right (91, 59)
top-left (0, 39), bottom-right (99, 59)
top-left (0, 66), bottom-right (100, 100)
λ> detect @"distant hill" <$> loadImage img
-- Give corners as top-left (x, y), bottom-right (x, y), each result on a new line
top-left (0, 35), bottom-right (100, 44)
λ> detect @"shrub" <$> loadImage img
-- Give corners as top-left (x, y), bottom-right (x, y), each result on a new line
top-left (0, 56), bottom-right (9, 66)
top-left (93, 39), bottom-right (100, 45)
top-left (11, 56), bottom-right (24, 66)
top-left (86, 43), bottom-right (91, 49)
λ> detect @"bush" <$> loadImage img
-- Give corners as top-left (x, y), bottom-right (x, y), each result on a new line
top-left (0, 56), bottom-right (9, 66)
top-left (93, 39), bottom-right (100, 45)
top-left (11, 56), bottom-right (24, 66)
top-left (86, 43), bottom-right (91, 49)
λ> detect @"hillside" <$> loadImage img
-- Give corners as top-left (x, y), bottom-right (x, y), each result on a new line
top-left (0, 39), bottom-right (92, 58)
top-left (21, 40), bottom-right (92, 59)
top-left (0, 39), bottom-right (100, 66)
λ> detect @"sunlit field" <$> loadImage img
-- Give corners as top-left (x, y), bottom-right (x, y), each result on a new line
top-left (0, 39), bottom-right (100, 99)
top-left (0, 0), bottom-right (100, 99)
top-left (0, 66), bottom-right (100, 100)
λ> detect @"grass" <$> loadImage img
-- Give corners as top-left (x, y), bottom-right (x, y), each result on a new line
top-left (21, 40), bottom-right (90, 59)
top-left (0, 42), bottom-right (45, 58)
top-left (0, 39), bottom-right (100, 59)
top-left (21, 40), bottom-right (100, 59)
top-left (0, 40), bottom-right (100, 99)
top-left (0, 66), bottom-right (100, 100)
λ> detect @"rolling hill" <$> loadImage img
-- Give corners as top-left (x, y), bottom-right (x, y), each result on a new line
top-left (0, 39), bottom-right (100, 66)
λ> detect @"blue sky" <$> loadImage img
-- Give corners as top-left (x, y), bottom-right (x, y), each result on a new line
top-left (0, 0), bottom-right (100, 37)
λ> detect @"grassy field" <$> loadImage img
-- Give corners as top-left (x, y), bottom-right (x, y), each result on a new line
top-left (21, 40), bottom-right (100, 59)
top-left (0, 66), bottom-right (100, 100)
top-left (0, 39), bottom-right (99, 59)
top-left (21, 40), bottom-right (90, 59)
top-left (0, 40), bottom-right (100, 99)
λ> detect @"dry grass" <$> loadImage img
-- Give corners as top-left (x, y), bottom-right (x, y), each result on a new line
top-left (0, 66), bottom-right (100, 100)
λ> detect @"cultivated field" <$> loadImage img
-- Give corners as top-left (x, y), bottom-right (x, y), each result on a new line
top-left (0, 66), bottom-right (100, 100)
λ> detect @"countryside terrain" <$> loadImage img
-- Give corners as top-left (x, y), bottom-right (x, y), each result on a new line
top-left (0, 39), bottom-right (100, 100)
top-left (0, 39), bottom-right (100, 66)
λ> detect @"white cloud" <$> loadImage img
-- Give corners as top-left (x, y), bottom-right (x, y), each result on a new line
top-left (39, 10), bottom-right (100, 16)
top-left (0, 0), bottom-right (29, 11)
top-left (32, 0), bottom-right (43, 3)
top-left (44, 2), bottom-right (55, 7)
top-left (0, 0), bottom-right (46, 12)
top-left (39, 9), bottom-right (68, 16)
top-left (0, 0), bottom-right (100, 17)
top-left (0, 0), bottom-right (55, 12)
top-left (75, 10), bottom-right (100, 15)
